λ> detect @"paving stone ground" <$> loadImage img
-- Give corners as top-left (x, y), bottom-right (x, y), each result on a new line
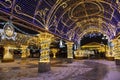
top-left (0, 59), bottom-right (120, 80)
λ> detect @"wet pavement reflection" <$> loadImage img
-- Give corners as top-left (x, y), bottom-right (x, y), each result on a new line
top-left (0, 59), bottom-right (120, 80)
top-left (82, 61), bottom-right (108, 80)
top-left (62, 60), bottom-right (120, 80)
top-left (61, 61), bottom-right (107, 80)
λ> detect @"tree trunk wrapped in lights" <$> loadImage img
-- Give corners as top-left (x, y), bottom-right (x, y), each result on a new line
top-left (66, 42), bottom-right (74, 63)
top-left (38, 32), bottom-right (53, 73)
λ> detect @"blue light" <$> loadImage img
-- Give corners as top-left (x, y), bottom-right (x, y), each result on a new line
top-left (59, 39), bottom-right (65, 48)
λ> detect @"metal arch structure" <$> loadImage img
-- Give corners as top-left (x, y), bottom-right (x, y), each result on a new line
top-left (0, 0), bottom-right (120, 43)
top-left (78, 27), bottom-right (110, 41)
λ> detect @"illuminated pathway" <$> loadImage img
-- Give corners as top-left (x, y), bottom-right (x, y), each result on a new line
top-left (0, 59), bottom-right (120, 80)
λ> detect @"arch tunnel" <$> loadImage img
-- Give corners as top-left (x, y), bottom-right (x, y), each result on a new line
top-left (0, 0), bottom-right (120, 73)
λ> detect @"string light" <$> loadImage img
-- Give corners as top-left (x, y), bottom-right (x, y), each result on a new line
top-left (0, 21), bottom-right (37, 36)
top-left (0, 0), bottom-right (119, 42)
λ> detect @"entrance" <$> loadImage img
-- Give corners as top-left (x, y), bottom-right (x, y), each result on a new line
top-left (79, 32), bottom-right (108, 60)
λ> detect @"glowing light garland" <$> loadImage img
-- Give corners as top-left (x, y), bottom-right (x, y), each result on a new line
top-left (0, 0), bottom-right (120, 42)
top-left (0, 21), bottom-right (37, 36)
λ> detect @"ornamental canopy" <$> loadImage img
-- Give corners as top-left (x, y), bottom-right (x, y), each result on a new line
top-left (0, 0), bottom-right (120, 42)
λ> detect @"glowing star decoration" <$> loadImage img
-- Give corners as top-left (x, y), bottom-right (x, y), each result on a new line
top-left (3, 21), bottom-right (17, 40)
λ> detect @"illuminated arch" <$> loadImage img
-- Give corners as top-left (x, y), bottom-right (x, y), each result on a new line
top-left (78, 28), bottom-right (110, 42)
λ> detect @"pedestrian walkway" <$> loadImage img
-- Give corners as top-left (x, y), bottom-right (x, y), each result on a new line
top-left (0, 59), bottom-right (120, 80)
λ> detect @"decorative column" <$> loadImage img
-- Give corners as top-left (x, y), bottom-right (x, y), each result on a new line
top-left (21, 45), bottom-right (28, 60)
top-left (66, 42), bottom-right (74, 63)
top-left (38, 32), bottom-right (53, 73)
top-left (2, 46), bottom-right (14, 62)
top-left (113, 38), bottom-right (120, 65)
top-left (106, 41), bottom-right (114, 61)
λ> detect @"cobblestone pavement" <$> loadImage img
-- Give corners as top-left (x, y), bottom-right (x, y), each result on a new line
top-left (0, 59), bottom-right (120, 80)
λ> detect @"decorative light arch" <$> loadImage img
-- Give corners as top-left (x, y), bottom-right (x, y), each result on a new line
top-left (78, 28), bottom-right (110, 42)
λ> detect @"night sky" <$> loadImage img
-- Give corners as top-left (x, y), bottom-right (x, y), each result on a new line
top-left (81, 33), bottom-right (108, 46)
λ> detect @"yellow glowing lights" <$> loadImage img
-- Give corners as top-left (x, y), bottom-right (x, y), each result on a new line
top-left (66, 42), bottom-right (74, 58)
top-left (39, 32), bottom-right (53, 62)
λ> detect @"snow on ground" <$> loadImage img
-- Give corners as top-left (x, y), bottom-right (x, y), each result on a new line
top-left (1, 59), bottom-right (120, 80)
top-left (0, 59), bottom-right (92, 80)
